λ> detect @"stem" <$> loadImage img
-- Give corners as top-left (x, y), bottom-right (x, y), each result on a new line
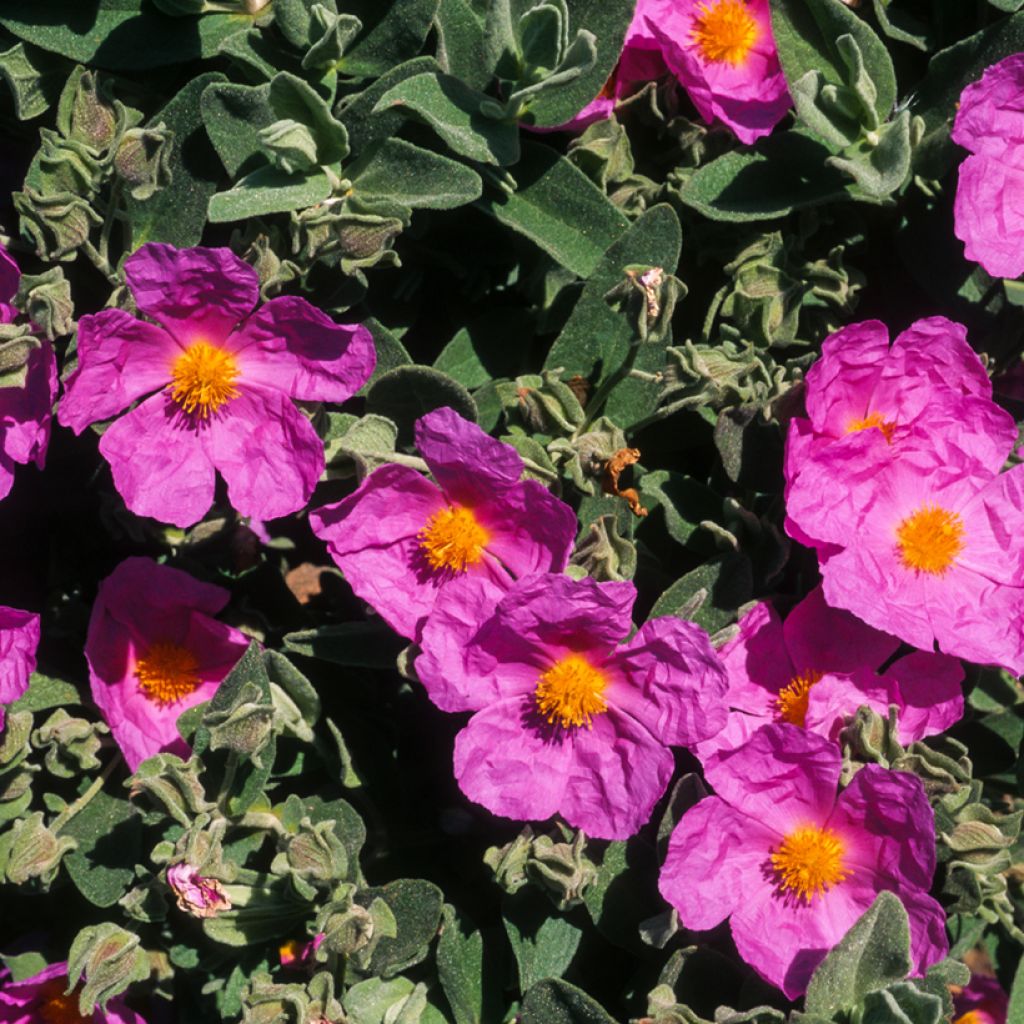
top-left (580, 338), bottom-right (644, 432)
top-left (52, 755), bottom-right (121, 833)
top-left (81, 240), bottom-right (119, 286)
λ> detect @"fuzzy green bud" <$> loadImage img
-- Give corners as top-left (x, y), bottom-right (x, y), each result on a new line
top-left (127, 754), bottom-right (215, 827)
top-left (273, 817), bottom-right (348, 888)
top-left (15, 267), bottom-right (74, 340)
top-left (204, 680), bottom-right (275, 764)
top-left (32, 709), bottom-right (108, 778)
top-left (13, 188), bottom-right (101, 261)
top-left (114, 125), bottom-right (174, 200)
top-left (1, 811), bottom-right (77, 886)
top-left (68, 922), bottom-right (150, 1014)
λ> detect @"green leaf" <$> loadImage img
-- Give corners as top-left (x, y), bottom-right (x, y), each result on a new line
top-left (803, 891), bottom-right (914, 1017)
top-left (269, 71), bottom-right (349, 164)
top-left (355, 879), bottom-right (445, 977)
top-left (283, 621), bottom-right (406, 668)
top-left (360, 317), bottom-right (413, 395)
top-left (433, 307), bottom-right (534, 388)
top-left (63, 789), bottom-right (141, 908)
top-left (0, 1), bottom-right (250, 69)
top-left (373, 71), bottom-right (520, 166)
top-left (337, 0), bottom-right (442, 78)
top-left (544, 203), bottom-right (681, 415)
top-left (827, 109), bottom-right (911, 198)
top-left (858, 983), bottom-right (943, 1024)
top-left (344, 977), bottom-right (430, 1024)
top-left (519, 979), bottom-right (616, 1024)
top-left (201, 80), bottom-right (275, 176)
top-left (1008, 950), bottom-right (1024, 1024)
top-left (350, 138), bottom-right (482, 209)
top-left (677, 131), bottom-right (850, 222)
top-left (0, 41), bottom-right (66, 120)
top-left (126, 72), bottom-right (226, 248)
top-left (437, 905), bottom-right (503, 1024)
top-left (322, 411), bottom-right (401, 478)
top-left (769, 0), bottom-right (895, 124)
top-left (1, 950), bottom-right (49, 983)
top-left (639, 471), bottom-right (721, 550)
top-left (503, 892), bottom-right (582, 993)
top-left (871, 0), bottom-right (929, 51)
top-left (12, 672), bottom-right (81, 713)
top-left (480, 140), bottom-right (628, 278)
top-left (435, 0), bottom-right (493, 90)
top-left (366, 365), bottom-right (478, 442)
top-left (648, 553), bottom-right (753, 633)
top-left (208, 166), bottom-right (332, 222)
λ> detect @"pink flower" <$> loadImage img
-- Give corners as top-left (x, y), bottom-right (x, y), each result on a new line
top-left (660, 724), bottom-right (947, 998)
top-left (643, 0), bottom-right (791, 144)
top-left (953, 974), bottom-right (1009, 1024)
top-left (309, 407), bottom-right (576, 641)
top-left (694, 586), bottom-right (963, 760)
top-left (0, 961), bottom-right (146, 1023)
top-left (785, 317), bottom-right (1017, 548)
top-left (0, 341), bottom-right (58, 504)
top-left (58, 243), bottom-right (375, 528)
top-left (0, 244), bottom-right (20, 323)
top-left (85, 557), bottom-right (251, 772)
top-left (952, 54), bottom-right (1024, 279)
top-left (0, 606), bottom-right (40, 734)
top-left (279, 933), bottom-right (325, 969)
top-left (167, 862), bottom-right (232, 918)
top-left (415, 572), bottom-right (728, 839)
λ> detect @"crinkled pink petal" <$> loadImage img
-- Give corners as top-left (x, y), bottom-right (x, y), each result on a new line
top-left (58, 310), bottom-right (178, 433)
top-left (659, 796), bottom-right (775, 931)
top-left (692, 707), bottom-right (765, 761)
top-left (880, 651), bottom-right (964, 744)
top-left (717, 601), bottom-right (796, 716)
top-left (0, 606), bottom-right (39, 705)
top-left (0, 245), bottom-right (19, 307)
top-left (124, 242), bottom-right (258, 346)
top-left (802, 671), bottom-right (894, 743)
top-left (887, 317), bottom-right (993, 400)
top-left (954, 153), bottom-right (1024, 280)
top-left (98, 393), bottom-right (215, 528)
top-left (475, 479), bottom-right (576, 577)
top-left (202, 387), bottom-right (323, 523)
top-left (899, 887), bottom-right (951, 979)
top-left (783, 586), bottom-right (898, 677)
top-left (952, 52), bottom-right (1024, 162)
top-left (958, 463), bottom-right (1024, 585)
top-left (703, 723), bottom-right (839, 835)
top-left (415, 407), bottom-right (524, 505)
top-left (0, 961), bottom-right (147, 1024)
top-left (603, 615), bottom-right (728, 745)
top-left (1, 342), bottom-right (56, 470)
top-left (227, 295), bottom-right (375, 402)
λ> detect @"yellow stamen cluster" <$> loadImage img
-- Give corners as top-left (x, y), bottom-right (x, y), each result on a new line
top-left (845, 410), bottom-right (897, 443)
top-left (691, 0), bottom-right (759, 65)
top-left (775, 669), bottom-right (825, 728)
top-left (418, 505), bottom-right (489, 574)
top-left (770, 825), bottom-right (849, 902)
top-left (535, 654), bottom-right (608, 730)
top-left (38, 981), bottom-right (88, 1024)
top-left (170, 341), bottom-right (240, 418)
top-left (896, 504), bottom-right (965, 575)
top-left (136, 641), bottom-right (202, 705)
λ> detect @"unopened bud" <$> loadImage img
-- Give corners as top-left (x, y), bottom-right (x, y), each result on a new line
top-left (318, 891), bottom-right (376, 956)
top-left (484, 828), bottom-right (533, 895)
top-left (0, 708), bottom-right (33, 767)
top-left (114, 125), bottom-right (174, 200)
top-left (59, 68), bottom-right (118, 150)
top-left (526, 831), bottom-right (598, 911)
top-left (127, 754), bottom-right (215, 827)
top-left (2, 810), bottom-right (77, 886)
top-left (32, 708), bottom-right (107, 778)
top-left (13, 188), bottom-right (101, 261)
top-left (259, 119), bottom-right (319, 175)
top-left (15, 267), bottom-right (74, 340)
top-left (274, 818), bottom-right (348, 887)
top-left (68, 922), bottom-right (150, 1014)
top-left (204, 680), bottom-right (275, 763)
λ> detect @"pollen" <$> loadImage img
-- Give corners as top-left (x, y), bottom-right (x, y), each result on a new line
top-left (170, 341), bottom-right (240, 418)
top-left (136, 641), bottom-right (201, 705)
top-left (775, 669), bottom-right (825, 728)
top-left (38, 981), bottom-right (88, 1024)
top-left (845, 410), bottom-right (896, 443)
top-left (691, 0), bottom-right (759, 65)
top-left (535, 654), bottom-right (608, 729)
top-left (771, 825), bottom-right (849, 902)
top-left (418, 505), bottom-right (490, 574)
top-left (896, 504), bottom-right (965, 575)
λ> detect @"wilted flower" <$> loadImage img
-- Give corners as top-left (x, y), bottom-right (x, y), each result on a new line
top-left (660, 724), bottom-right (947, 998)
top-left (167, 861), bottom-right (231, 917)
top-left (59, 243), bottom-right (375, 527)
top-left (416, 572), bottom-right (728, 839)
top-left (694, 586), bottom-right (964, 759)
top-left (85, 557), bottom-right (250, 771)
top-left (310, 407), bottom-right (577, 640)
top-left (0, 961), bottom-right (146, 1023)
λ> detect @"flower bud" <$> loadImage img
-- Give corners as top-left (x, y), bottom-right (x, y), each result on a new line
top-left (303, 8), bottom-right (362, 70)
top-left (58, 68), bottom-right (118, 151)
top-left (127, 754), bottom-right (215, 827)
top-left (318, 889), bottom-right (376, 956)
top-left (273, 818), bottom-right (348, 888)
top-left (0, 325), bottom-right (43, 389)
top-left (32, 708), bottom-right (108, 778)
top-left (15, 267), bottom-right (74, 340)
top-left (484, 828), bottom-right (533, 895)
top-left (114, 125), bottom-right (174, 200)
top-left (0, 708), bottom-right (33, 768)
top-left (204, 680), bottom-right (275, 764)
top-left (525, 830), bottom-right (598, 911)
top-left (13, 188), bottom-right (102, 261)
top-left (1, 810), bottom-right (77, 886)
top-left (259, 119), bottom-right (320, 175)
top-left (67, 922), bottom-right (150, 1014)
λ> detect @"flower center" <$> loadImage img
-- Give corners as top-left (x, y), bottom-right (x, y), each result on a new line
top-left (775, 669), bottom-right (824, 728)
top-left (691, 0), bottom-right (759, 64)
top-left (418, 505), bottom-right (489, 574)
top-left (896, 504), bottom-right (965, 575)
top-left (771, 825), bottom-right (849, 902)
top-left (170, 341), bottom-right (240, 418)
top-left (845, 411), bottom-right (896, 443)
top-left (38, 981), bottom-right (88, 1024)
top-left (953, 1014), bottom-right (986, 1024)
top-left (535, 654), bottom-right (608, 729)
top-left (136, 641), bottom-right (201, 705)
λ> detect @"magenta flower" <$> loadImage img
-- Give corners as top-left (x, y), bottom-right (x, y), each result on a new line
top-left (694, 586), bottom-right (963, 760)
top-left (0, 340), bottom-right (58, 503)
top-left (660, 724), bottom-right (947, 998)
top-left (0, 606), bottom-right (40, 734)
top-left (309, 406), bottom-right (577, 641)
top-left (952, 54), bottom-right (1024, 279)
top-left (0, 244), bottom-right (20, 323)
top-left (0, 961), bottom-right (146, 1023)
top-left (279, 932), bottom-right (325, 969)
top-left (58, 243), bottom-right (375, 528)
top-left (167, 862), bottom-right (231, 918)
top-left (86, 557), bottom-right (251, 772)
top-left (415, 572), bottom-right (728, 839)
top-left (643, 0), bottom-right (791, 144)
top-left (953, 974), bottom-right (1009, 1024)
top-left (785, 317), bottom-right (1017, 549)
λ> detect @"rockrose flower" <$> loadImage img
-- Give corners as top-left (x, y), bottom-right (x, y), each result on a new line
top-left (0, 244), bottom-right (19, 323)
top-left (0, 340), bottom-right (58, 503)
top-left (415, 572), bottom-right (728, 839)
top-left (86, 557), bottom-right (251, 771)
top-left (0, 606), bottom-right (40, 733)
top-left (694, 586), bottom-right (963, 760)
top-left (58, 243), bottom-right (375, 528)
top-left (0, 961), bottom-right (146, 1023)
top-left (952, 53), bottom-right (1024, 279)
top-left (953, 974), bottom-right (1009, 1024)
top-left (643, 0), bottom-right (791, 144)
top-left (785, 317), bottom-right (1017, 547)
top-left (660, 724), bottom-right (947, 998)
top-left (309, 406), bottom-right (576, 640)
